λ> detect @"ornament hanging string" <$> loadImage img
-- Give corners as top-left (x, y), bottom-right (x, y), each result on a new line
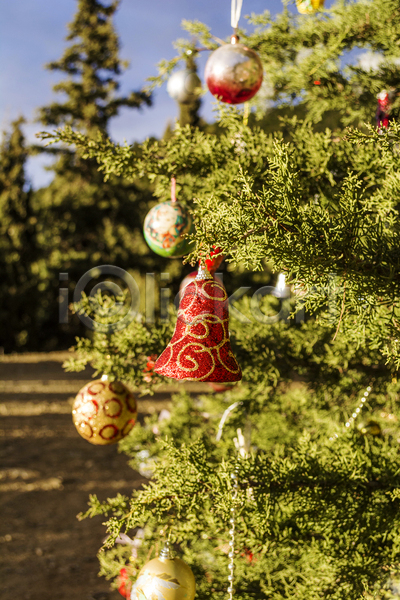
top-left (216, 401), bottom-right (243, 441)
top-left (231, 0), bottom-right (243, 30)
top-left (171, 177), bottom-right (176, 203)
top-left (216, 384), bottom-right (375, 444)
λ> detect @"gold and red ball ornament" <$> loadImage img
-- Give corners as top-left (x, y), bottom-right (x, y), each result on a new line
top-left (143, 178), bottom-right (194, 259)
top-left (155, 264), bottom-right (242, 384)
top-left (72, 375), bottom-right (137, 445)
top-left (130, 543), bottom-right (196, 600)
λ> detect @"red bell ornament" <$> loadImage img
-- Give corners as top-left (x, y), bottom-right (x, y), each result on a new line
top-left (179, 270), bottom-right (224, 303)
top-left (205, 35), bottom-right (263, 105)
top-left (154, 266), bottom-right (242, 383)
top-left (180, 271), bottom-right (198, 292)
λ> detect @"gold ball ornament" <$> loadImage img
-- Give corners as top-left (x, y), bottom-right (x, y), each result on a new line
top-left (131, 544), bottom-right (196, 600)
top-left (296, 0), bottom-right (324, 13)
top-left (72, 376), bottom-right (137, 445)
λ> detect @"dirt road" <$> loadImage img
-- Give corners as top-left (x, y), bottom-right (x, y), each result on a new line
top-left (0, 352), bottom-right (187, 600)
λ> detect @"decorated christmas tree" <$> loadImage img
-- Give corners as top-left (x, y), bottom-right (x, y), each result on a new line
top-left (42, 0), bottom-right (400, 598)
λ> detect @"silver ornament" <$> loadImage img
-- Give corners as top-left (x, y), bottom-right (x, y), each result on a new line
top-left (167, 69), bottom-right (202, 104)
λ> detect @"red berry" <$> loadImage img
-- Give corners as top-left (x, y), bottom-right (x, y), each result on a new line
top-left (118, 567), bottom-right (131, 598)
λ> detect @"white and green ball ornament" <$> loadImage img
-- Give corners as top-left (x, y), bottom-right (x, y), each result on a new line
top-left (143, 201), bottom-right (194, 258)
top-left (167, 68), bottom-right (202, 104)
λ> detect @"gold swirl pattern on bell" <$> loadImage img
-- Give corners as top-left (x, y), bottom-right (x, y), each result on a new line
top-left (182, 315), bottom-right (228, 341)
top-left (176, 344), bottom-right (216, 379)
top-left (217, 347), bottom-right (242, 374)
top-left (179, 280), bottom-right (227, 313)
top-left (198, 280), bottom-right (227, 301)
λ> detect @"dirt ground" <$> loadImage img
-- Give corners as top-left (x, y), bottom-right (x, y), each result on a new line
top-left (0, 352), bottom-right (206, 600)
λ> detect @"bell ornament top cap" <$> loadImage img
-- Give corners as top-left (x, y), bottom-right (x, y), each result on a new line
top-left (159, 540), bottom-right (174, 560)
top-left (196, 264), bottom-right (213, 280)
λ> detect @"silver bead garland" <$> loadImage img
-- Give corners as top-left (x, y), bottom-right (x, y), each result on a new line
top-left (329, 383), bottom-right (373, 441)
top-left (227, 469), bottom-right (239, 598)
top-left (225, 382), bottom-right (375, 597)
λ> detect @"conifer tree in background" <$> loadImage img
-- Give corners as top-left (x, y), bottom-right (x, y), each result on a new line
top-left (0, 118), bottom-right (41, 351)
top-left (33, 0), bottom-right (161, 349)
top-left (37, 0), bottom-right (150, 134)
top-left (44, 0), bottom-right (400, 598)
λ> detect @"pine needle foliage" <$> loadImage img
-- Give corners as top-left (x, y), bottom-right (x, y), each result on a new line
top-left (42, 110), bottom-right (400, 366)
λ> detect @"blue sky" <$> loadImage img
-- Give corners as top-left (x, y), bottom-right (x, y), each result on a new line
top-left (0, 0), bottom-right (339, 188)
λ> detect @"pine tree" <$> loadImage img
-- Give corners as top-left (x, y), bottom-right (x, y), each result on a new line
top-left (33, 0), bottom-right (171, 348)
top-left (44, 0), bottom-right (400, 598)
top-left (0, 118), bottom-right (41, 351)
top-left (38, 0), bottom-right (150, 135)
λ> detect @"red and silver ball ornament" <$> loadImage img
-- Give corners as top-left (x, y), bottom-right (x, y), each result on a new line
top-left (205, 35), bottom-right (263, 105)
top-left (72, 375), bottom-right (137, 445)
